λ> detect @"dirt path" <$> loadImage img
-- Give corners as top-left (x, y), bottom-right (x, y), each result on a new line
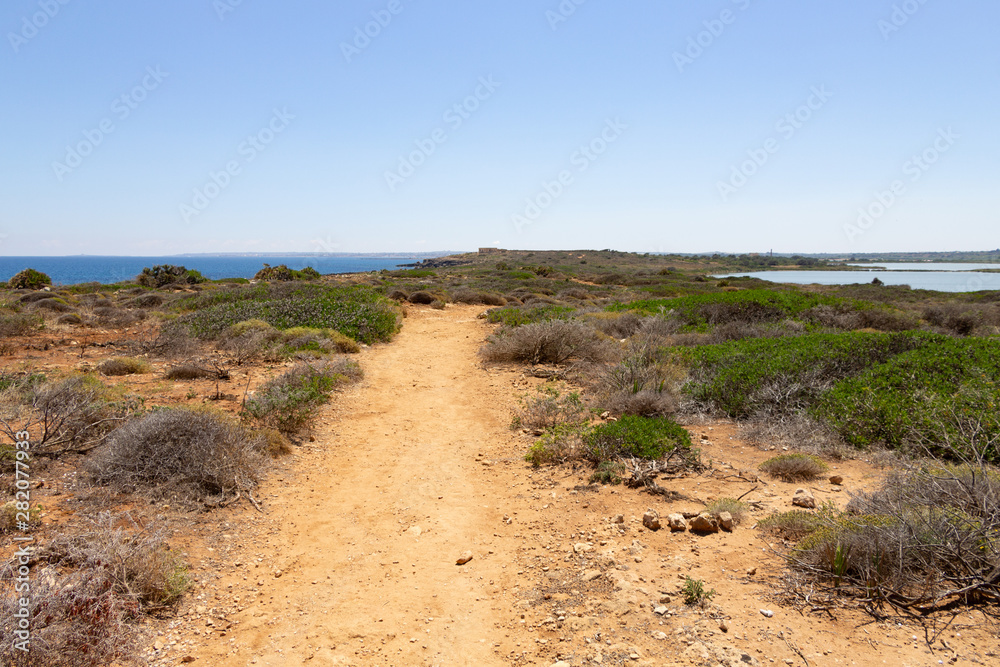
top-left (183, 305), bottom-right (517, 666)
top-left (162, 305), bottom-right (997, 667)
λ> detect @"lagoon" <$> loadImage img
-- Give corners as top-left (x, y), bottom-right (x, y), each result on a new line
top-left (713, 269), bottom-right (1000, 293)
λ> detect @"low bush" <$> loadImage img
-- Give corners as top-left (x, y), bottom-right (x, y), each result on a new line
top-left (704, 497), bottom-right (749, 525)
top-left (524, 423), bottom-right (587, 467)
top-left (8, 268), bottom-right (52, 290)
top-left (57, 312), bottom-right (83, 325)
top-left (253, 264), bottom-right (320, 281)
top-left (97, 357), bottom-right (150, 377)
top-left (759, 453), bottom-right (829, 482)
top-left (137, 264), bottom-right (206, 288)
top-left (87, 408), bottom-right (264, 502)
top-left (682, 577), bottom-right (716, 606)
top-left (586, 415), bottom-right (693, 463)
top-left (451, 289), bottom-right (506, 306)
top-left (43, 512), bottom-right (189, 609)
top-left (512, 384), bottom-right (587, 431)
top-left (786, 461), bottom-right (1000, 611)
top-left (0, 311), bottom-right (41, 336)
top-left (164, 364), bottom-right (216, 380)
top-left (280, 326), bottom-right (360, 355)
top-left (172, 283), bottom-right (399, 344)
top-left (31, 297), bottom-right (75, 313)
top-left (126, 293), bottom-right (164, 308)
top-left (481, 320), bottom-right (618, 365)
top-left (408, 291), bottom-right (439, 304)
top-left (0, 500), bottom-right (41, 532)
top-left (595, 341), bottom-right (682, 417)
top-left (611, 289), bottom-right (842, 327)
top-left (243, 359), bottom-right (362, 433)
top-left (757, 510), bottom-right (824, 540)
top-left (485, 305), bottom-right (576, 327)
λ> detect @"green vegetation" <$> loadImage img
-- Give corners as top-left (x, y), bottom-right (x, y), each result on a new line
top-left (682, 576), bottom-right (717, 605)
top-left (585, 415), bottom-right (694, 463)
top-left (8, 267), bottom-right (52, 290)
top-left (137, 264), bottom-right (207, 287)
top-left (253, 263), bottom-right (321, 281)
top-left (171, 283), bottom-right (400, 344)
top-left (704, 497), bottom-right (750, 525)
top-left (243, 359), bottom-right (362, 433)
top-left (610, 289), bottom-right (842, 325)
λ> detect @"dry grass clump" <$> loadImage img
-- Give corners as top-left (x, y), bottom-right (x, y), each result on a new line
top-left (43, 512), bottom-right (189, 609)
top-left (87, 408), bottom-right (265, 502)
top-left (408, 291), bottom-right (438, 304)
top-left (97, 357), bottom-right (150, 376)
top-left (759, 453), bottom-right (829, 482)
top-left (164, 363), bottom-right (216, 380)
top-left (704, 497), bottom-right (749, 525)
top-left (451, 289), bottom-right (506, 306)
top-left (739, 413), bottom-right (849, 459)
top-left (0, 311), bottom-right (41, 336)
top-left (481, 320), bottom-right (619, 365)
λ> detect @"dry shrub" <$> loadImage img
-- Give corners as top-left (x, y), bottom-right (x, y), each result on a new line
top-left (261, 427), bottom-right (292, 456)
top-left (587, 311), bottom-right (642, 339)
top-left (408, 291), bottom-right (438, 304)
top-left (43, 512), bottom-right (189, 609)
top-left (481, 320), bottom-right (619, 365)
top-left (739, 412), bottom-right (848, 459)
top-left (87, 408), bottom-right (265, 502)
top-left (57, 312), bottom-right (83, 325)
top-left (164, 364), bottom-right (216, 380)
top-left (759, 453), bottom-right (829, 482)
top-left (0, 376), bottom-right (141, 456)
top-left (923, 303), bottom-right (1000, 336)
top-left (0, 565), bottom-right (141, 666)
top-left (17, 291), bottom-right (55, 304)
top-left (125, 293), bottom-right (164, 308)
top-left (451, 289), bottom-right (506, 306)
top-left (757, 510), bottom-right (823, 539)
top-left (143, 326), bottom-right (200, 358)
top-left (704, 497), bottom-right (749, 525)
top-left (513, 384), bottom-right (587, 430)
top-left (595, 341), bottom-right (682, 417)
top-left (30, 298), bottom-right (75, 313)
top-left (0, 312), bottom-right (41, 336)
top-left (788, 461), bottom-right (1000, 611)
top-left (430, 299), bottom-right (446, 310)
top-left (92, 307), bottom-right (146, 327)
top-left (97, 357), bottom-right (150, 376)
top-left (216, 319), bottom-right (280, 361)
top-left (557, 288), bottom-right (593, 301)
top-left (387, 289), bottom-right (409, 301)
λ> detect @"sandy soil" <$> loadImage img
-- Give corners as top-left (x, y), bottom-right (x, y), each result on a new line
top-left (141, 305), bottom-right (997, 667)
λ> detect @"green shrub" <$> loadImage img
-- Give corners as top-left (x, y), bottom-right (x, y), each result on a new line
top-left (682, 577), bottom-right (716, 605)
top-left (759, 453), bottom-right (829, 482)
top-left (524, 423), bottom-right (586, 466)
top-left (589, 460), bottom-right (626, 485)
top-left (585, 415), bottom-right (693, 463)
top-left (611, 289), bottom-right (843, 327)
top-left (513, 384), bottom-right (587, 430)
top-left (8, 268), bottom-right (52, 290)
top-left (137, 264), bottom-right (206, 288)
top-left (678, 332), bottom-right (933, 419)
top-left (171, 283), bottom-right (399, 344)
top-left (243, 359), bottom-right (361, 433)
top-left (757, 510), bottom-right (824, 539)
top-left (815, 337), bottom-right (1000, 460)
top-left (253, 264), bottom-right (321, 281)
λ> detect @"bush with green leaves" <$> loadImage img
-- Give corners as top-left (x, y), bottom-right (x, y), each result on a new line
top-left (704, 497), bottom-right (749, 525)
top-left (253, 264), bottom-right (321, 281)
top-left (137, 264), bottom-right (206, 288)
top-left (8, 268), bottom-right (52, 290)
top-left (585, 414), bottom-right (693, 463)
top-left (171, 283), bottom-right (400, 344)
top-left (610, 289), bottom-right (843, 327)
top-left (681, 577), bottom-right (716, 605)
top-left (677, 331), bottom-right (933, 419)
top-left (243, 359), bottom-right (362, 433)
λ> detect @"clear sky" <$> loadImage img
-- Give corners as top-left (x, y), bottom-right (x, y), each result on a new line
top-left (2, 0), bottom-right (997, 256)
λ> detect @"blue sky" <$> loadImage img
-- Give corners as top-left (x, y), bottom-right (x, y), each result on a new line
top-left (1, 0), bottom-right (997, 256)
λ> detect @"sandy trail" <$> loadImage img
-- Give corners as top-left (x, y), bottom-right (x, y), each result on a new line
top-left (193, 305), bottom-right (514, 666)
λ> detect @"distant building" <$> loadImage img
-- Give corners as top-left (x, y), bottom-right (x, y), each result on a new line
top-left (478, 247), bottom-right (506, 255)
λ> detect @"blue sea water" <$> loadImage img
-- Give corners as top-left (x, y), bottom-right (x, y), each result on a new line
top-left (0, 256), bottom-right (429, 286)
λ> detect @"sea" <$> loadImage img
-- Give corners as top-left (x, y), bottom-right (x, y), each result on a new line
top-left (0, 256), bottom-right (432, 286)
top-left (715, 263), bottom-right (1000, 293)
